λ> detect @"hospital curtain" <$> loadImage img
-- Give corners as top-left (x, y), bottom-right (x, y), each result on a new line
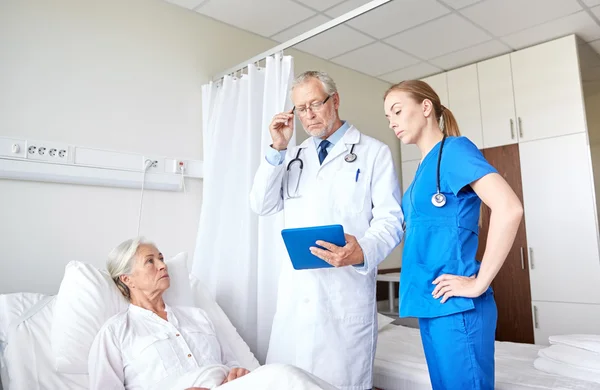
top-left (194, 54), bottom-right (295, 363)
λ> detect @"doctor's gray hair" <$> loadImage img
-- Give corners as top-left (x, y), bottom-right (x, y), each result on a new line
top-left (292, 71), bottom-right (338, 96)
top-left (107, 237), bottom-right (153, 300)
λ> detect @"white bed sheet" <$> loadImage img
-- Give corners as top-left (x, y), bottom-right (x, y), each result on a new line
top-left (374, 324), bottom-right (600, 390)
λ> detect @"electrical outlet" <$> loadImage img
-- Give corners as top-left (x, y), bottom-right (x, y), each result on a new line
top-left (165, 159), bottom-right (190, 174)
top-left (143, 157), bottom-right (164, 173)
top-left (27, 141), bottom-right (69, 163)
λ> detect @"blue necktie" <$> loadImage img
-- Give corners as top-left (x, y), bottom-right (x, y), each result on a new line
top-left (318, 140), bottom-right (330, 165)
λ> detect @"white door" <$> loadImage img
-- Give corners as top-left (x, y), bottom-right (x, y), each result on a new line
top-left (510, 35), bottom-right (586, 142)
top-left (519, 133), bottom-right (600, 304)
top-left (401, 73), bottom-right (450, 162)
top-left (401, 159), bottom-right (419, 195)
top-left (447, 64), bottom-right (483, 149)
top-left (478, 54), bottom-right (518, 149)
top-left (532, 301), bottom-right (600, 344)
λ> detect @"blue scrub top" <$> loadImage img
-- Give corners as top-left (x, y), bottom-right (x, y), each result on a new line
top-left (399, 136), bottom-right (498, 319)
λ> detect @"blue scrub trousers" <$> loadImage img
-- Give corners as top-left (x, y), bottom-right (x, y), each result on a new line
top-left (418, 291), bottom-right (497, 390)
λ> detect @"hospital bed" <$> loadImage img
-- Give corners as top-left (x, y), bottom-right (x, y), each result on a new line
top-left (373, 319), bottom-right (600, 390)
top-left (0, 291), bottom-right (260, 389)
top-left (1, 282), bottom-right (599, 389)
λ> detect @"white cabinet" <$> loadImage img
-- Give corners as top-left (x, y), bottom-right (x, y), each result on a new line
top-left (478, 55), bottom-right (518, 149)
top-left (519, 133), bottom-right (600, 304)
top-left (510, 35), bottom-right (587, 143)
top-left (447, 64), bottom-right (483, 149)
top-left (532, 301), bottom-right (600, 344)
top-left (422, 72), bottom-right (449, 107)
top-left (400, 140), bottom-right (420, 163)
top-left (401, 159), bottom-right (419, 194)
top-left (401, 73), bottom-right (449, 162)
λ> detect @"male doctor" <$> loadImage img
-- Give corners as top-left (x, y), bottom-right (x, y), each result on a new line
top-left (249, 70), bottom-right (404, 390)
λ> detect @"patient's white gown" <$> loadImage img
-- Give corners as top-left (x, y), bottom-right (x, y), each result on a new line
top-left (88, 304), bottom-right (337, 390)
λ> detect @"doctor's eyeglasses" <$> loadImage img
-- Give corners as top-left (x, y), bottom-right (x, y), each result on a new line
top-left (293, 95), bottom-right (332, 116)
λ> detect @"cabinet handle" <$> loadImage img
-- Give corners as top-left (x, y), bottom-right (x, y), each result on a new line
top-left (533, 305), bottom-right (539, 328)
top-left (529, 247), bottom-right (534, 269)
top-left (510, 119), bottom-right (515, 139)
top-left (518, 117), bottom-right (523, 138)
top-left (520, 247), bottom-right (525, 270)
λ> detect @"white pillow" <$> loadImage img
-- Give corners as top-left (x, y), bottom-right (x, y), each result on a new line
top-left (50, 252), bottom-right (189, 374)
top-left (550, 334), bottom-right (600, 354)
top-left (189, 274), bottom-right (260, 370)
top-left (162, 252), bottom-right (194, 307)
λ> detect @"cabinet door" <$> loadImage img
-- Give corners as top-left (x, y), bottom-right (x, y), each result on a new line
top-left (478, 144), bottom-right (534, 344)
top-left (511, 35), bottom-right (586, 142)
top-left (401, 159), bottom-right (419, 195)
top-left (519, 133), bottom-right (600, 304)
top-left (401, 73), bottom-right (450, 162)
top-left (478, 55), bottom-right (518, 148)
top-left (532, 301), bottom-right (600, 345)
top-left (447, 64), bottom-right (484, 149)
top-left (422, 72), bottom-right (449, 107)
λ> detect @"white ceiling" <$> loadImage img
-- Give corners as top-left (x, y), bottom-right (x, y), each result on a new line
top-left (165, 0), bottom-right (600, 83)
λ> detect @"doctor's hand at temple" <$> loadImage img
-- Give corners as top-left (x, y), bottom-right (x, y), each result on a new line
top-left (310, 233), bottom-right (365, 267)
top-left (269, 110), bottom-right (294, 151)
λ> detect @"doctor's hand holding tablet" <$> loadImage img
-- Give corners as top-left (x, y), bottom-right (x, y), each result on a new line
top-left (281, 224), bottom-right (365, 270)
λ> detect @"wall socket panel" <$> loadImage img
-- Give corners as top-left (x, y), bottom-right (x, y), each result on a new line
top-left (26, 140), bottom-right (71, 163)
top-left (144, 156), bottom-right (165, 173)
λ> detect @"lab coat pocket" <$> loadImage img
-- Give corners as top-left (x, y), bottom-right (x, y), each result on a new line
top-left (129, 332), bottom-right (174, 385)
top-left (332, 170), bottom-right (368, 214)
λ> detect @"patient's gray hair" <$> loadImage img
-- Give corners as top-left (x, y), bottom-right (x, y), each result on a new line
top-left (292, 70), bottom-right (338, 96)
top-left (107, 237), bottom-right (153, 301)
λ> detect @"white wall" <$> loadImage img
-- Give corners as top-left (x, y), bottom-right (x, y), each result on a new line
top-left (0, 0), bottom-right (400, 294)
top-left (584, 82), bottom-right (600, 229)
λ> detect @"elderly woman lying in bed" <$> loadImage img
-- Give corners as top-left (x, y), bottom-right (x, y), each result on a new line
top-left (89, 238), bottom-right (338, 390)
top-left (88, 238), bottom-right (250, 390)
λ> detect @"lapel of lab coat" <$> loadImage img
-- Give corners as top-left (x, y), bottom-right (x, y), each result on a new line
top-left (319, 125), bottom-right (361, 170)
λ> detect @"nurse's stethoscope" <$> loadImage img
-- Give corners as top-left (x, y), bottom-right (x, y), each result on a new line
top-left (285, 143), bottom-right (357, 199)
top-left (431, 135), bottom-right (447, 207)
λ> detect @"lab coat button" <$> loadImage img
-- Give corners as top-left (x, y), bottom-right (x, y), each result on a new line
top-left (176, 333), bottom-right (180, 337)
top-left (188, 354), bottom-right (192, 358)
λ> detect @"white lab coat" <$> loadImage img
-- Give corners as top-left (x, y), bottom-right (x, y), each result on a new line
top-left (249, 125), bottom-right (404, 390)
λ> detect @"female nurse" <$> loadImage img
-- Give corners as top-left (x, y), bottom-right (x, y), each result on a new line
top-left (383, 80), bottom-right (523, 390)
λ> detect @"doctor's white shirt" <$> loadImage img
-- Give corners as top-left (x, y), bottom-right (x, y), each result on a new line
top-left (88, 304), bottom-right (239, 390)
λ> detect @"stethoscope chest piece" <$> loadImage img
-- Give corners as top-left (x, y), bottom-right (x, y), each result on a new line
top-left (431, 192), bottom-right (446, 207)
top-left (344, 143), bottom-right (357, 163)
top-left (431, 135), bottom-right (448, 208)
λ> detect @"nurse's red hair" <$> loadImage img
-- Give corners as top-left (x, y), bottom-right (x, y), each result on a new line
top-left (384, 80), bottom-right (461, 137)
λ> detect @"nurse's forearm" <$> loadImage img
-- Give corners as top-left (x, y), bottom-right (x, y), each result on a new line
top-left (476, 206), bottom-right (523, 291)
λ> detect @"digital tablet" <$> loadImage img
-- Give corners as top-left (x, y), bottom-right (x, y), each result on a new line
top-left (281, 224), bottom-right (346, 270)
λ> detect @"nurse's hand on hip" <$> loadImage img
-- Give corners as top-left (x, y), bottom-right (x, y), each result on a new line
top-left (309, 234), bottom-right (365, 267)
top-left (431, 274), bottom-right (488, 303)
top-left (269, 109), bottom-right (295, 151)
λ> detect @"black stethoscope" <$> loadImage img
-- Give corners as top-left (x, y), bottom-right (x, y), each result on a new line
top-left (431, 135), bottom-right (447, 207)
top-left (285, 143), bottom-right (357, 198)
